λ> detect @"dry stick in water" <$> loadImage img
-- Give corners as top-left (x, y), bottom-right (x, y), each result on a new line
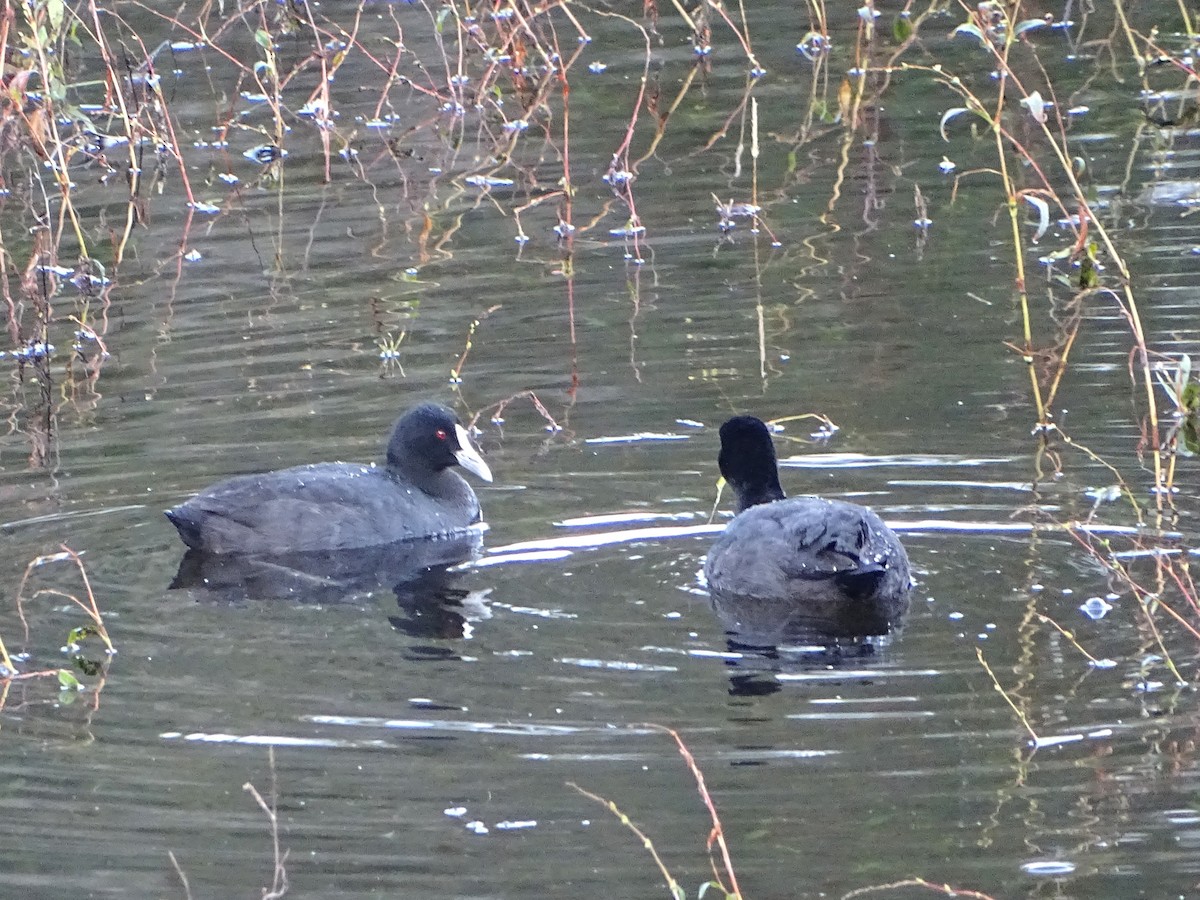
top-left (840, 877), bottom-right (999, 900)
top-left (15, 545), bottom-right (113, 655)
top-left (244, 747), bottom-right (290, 899)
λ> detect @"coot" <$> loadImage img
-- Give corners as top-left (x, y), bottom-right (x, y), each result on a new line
top-left (704, 415), bottom-right (911, 635)
top-left (165, 402), bottom-right (492, 554)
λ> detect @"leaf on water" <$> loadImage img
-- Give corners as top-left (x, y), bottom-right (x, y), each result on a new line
top-left (892, 14), bottom-right (913, 42)
top-left (254, 28), bottom-right (272, 50)
top-left (47, 0), bottom-right (65, 34)
top-left (1014, 18), bottom-right (1048, 36)
top-left (57, 669), bottom-right (81, 691)
top-left (939, 107), bottom-right (971, 141)
top-left (1020, 91), bottom-right (1048, 124)
top-left (436, 7), bottom-right (451, 33)
top-left (1024, 195), bottom-right (1050, 242)
top-left (1078, 256), bottom-right (1098, 290)
top-left (952, 22), bottom-right (987, 46)
top-left (1183, 418), bottom-right (1200, 455)
top-left (67, 625), bottom-right (98, 646)
top-left (1182, 380), bottom-right (1200, 414)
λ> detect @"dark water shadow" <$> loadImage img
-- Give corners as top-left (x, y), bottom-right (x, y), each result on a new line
top-left (708, 589), bottom-right (910, 697)
top-left (170, 530), bottom-right (487, 639)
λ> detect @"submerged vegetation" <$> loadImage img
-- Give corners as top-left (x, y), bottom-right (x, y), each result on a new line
top-left (4, 0), bottom-right (1200, 893)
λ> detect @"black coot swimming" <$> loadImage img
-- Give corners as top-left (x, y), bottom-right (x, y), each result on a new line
top-left (704, 415), bottom-right (911, 637)
top-left (165, 402), bottom-right (493, 554)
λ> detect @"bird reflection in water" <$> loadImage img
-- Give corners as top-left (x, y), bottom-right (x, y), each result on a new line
top-left (170, 529), bottom-right (488, 641)
top-left (708, 590), bottom-right (909, 698)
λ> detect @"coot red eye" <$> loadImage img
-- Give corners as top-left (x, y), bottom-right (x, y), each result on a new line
top-left (435, 429), bottom-right (448, 440)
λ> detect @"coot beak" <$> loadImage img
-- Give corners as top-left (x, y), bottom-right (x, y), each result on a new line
top-left (453, 423), bottom-right (493, 482)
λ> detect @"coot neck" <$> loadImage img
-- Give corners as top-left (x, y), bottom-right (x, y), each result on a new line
top-left (729, 474), bottom-right (785, 513)
top-left (719, 444), bottom-right (786, 514)
top-left (385, 454), bottom-right (465, 499)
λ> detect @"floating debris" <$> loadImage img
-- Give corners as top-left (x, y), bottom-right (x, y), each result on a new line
top-left (243, 144), bottom-right (287, 164)
top-left (297, 98), bottom-right (333, 119)
top-left (218, 172), bottom-right (239, 184)
top-left (796, 33), bottom-right (831, 60)
top-left (1079, 596), bottom-right (1113, 619)
top-left (588, 61), bottom-right (608, 74)
top-left (938, 156), bottom-right (956, 174)
top-left (464, 175), bottom-right (514, 187)
top-left (189, 201), bottom-right (220, 214)
top-left (183, 249), bottom-right (203, 262)
top-left (715, 197), bottom-right (761, 231)
top-left (584, 432), bottom-right (689, 445)
top-left (4, 341), bottom-right (55, 362)
top-left (609, 223), bottom-right (645, 237)
top-left (503, 119), bottom-right (529, 133)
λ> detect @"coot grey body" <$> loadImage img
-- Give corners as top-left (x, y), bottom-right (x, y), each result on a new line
top-left (165, 402), bottom-right (492, 554)
top-left (704, 415), bottom-right (911, 636)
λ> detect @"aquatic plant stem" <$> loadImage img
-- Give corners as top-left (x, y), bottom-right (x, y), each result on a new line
top-left (15, 546), bottom-right (114, 656)
top-left (244, 748), bottom-right (289, 900)
top-left (976, 647), bottom-right (1039, 743)
top-left (567, 782), bottom-right (686, 899)
top-left (1033, 613), bottom-right (1102, 665)
top-left (653, 725), bottom-right (742, 899)
top-left (841, 877), bottom-right (998, 900)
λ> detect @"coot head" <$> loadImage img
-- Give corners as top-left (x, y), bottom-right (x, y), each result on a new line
top-left (717, 415), bottom-right (785, 513)
top-left (388, 402), bottom-right (493, 483)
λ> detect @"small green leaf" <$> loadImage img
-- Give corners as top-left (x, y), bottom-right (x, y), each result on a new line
top-left (1078, 256), bottom-right (1099, 290)
top-left (255, 28), bottom-right (273, 50)
top-left (57, 669), bottom-right (80, 690)
top-left (1181, 381), bottom-right (1200, 414)
top-left (1183, 418), bottom-right (1200, 455)
top-left (892, 14), bottom-right (913, 43)
top-left (67, 624), bottom-right (97, 645)
top-left (47, 0), bottom-right (65, 34)
top-left (73, 656), bottom-right (103, 677)
top-left (435, 7), bottom-right (451, 33)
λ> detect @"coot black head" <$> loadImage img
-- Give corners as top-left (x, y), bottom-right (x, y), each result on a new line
top-left (387, 402), bottom-right (493, 483)
top-left (718, 415), bottom-right (785, 513)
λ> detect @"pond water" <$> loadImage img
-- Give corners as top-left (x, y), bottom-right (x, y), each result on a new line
top-left (3, 3), bottom-right (1200, 898)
